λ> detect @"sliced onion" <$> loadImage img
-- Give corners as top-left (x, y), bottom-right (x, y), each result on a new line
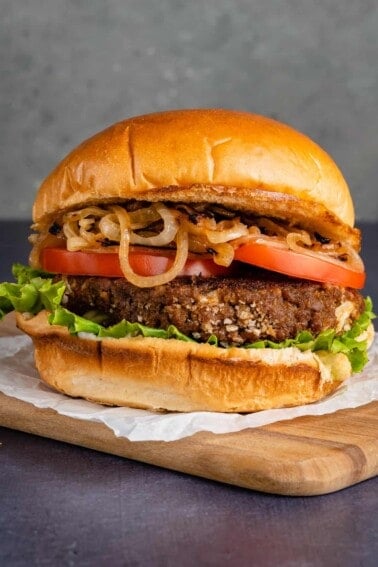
top-left (79, 217), bottom-right (95, 231)
top-left (286, 232), bottom-right (365, 272)
top-left (130, 204), bottom-right (179, 246)
top-left (128, 206), bottom-right (161, 229)
top-left (286, 231), bottom-right (312, 251)
top-left (257, 217), bottom-right (289, 237)
top-left (338, 243), bottom-right (365, 272)
top-left (98, 213), bottom-right (121, 242)
top-left (253, 236), bottom-right (288, 249)
top-left (29, 232), bottom-right (63, 267)
top-left (187, 233), bottom-right (212, 254)
top-left (120, 228), bottom-right (189, 287)
top-left (181, 216), bottom-right (217, 234)
top-left (206, 220), bottom-right (249, 244)
top-left (79, 218), bottom-right (100, 247)
top-left (113, 205), bottom-right (189, 287)
top-left (41, 201), bottom-right (366, 283)
top-left (212, 242), bottom-right (235, 267)
top-left (63, 222), bottom-right (77, 240)
top-left (66, 236), bottom-right (92, 252)
top-left (64, 206), bottom-right (105, 222)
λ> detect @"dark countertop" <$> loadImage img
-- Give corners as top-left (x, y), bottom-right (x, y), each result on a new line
top-left (1, 220), bottom-right (377, 567)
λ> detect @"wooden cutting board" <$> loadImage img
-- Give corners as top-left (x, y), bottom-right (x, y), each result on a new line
top-left (1, 392), bottom-right (377, 496)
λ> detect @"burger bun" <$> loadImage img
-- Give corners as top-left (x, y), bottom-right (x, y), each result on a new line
top-left (17, 311), bottom-right (356, 413)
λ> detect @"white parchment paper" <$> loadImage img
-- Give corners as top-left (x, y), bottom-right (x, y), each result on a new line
top-left (0, 314), bottom-right (377, 441)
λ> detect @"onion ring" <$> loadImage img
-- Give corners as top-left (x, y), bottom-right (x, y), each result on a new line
top-left (113, 205), bottom-right (189, 287)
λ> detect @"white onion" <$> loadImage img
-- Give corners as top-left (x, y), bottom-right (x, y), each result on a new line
top-left (212, 243), bottom-right (235, 266)
top-left (130, 204), bottom-right (179, 246)
top-left (181, 217), bottom-right (217, 234)
top-left (128, 206), bottom-right (161, 229)
top-left (286, 232), bottom-right (365, 272)
top-left (79, 217), bottom-right (95, 230)
top-left (286, 231), bottom-right (312, 252)
top-left (344, 244), bottom-right (365, 272)
top-left (49, 201), bottom-right (366, 288)
top-left (66, 236), bottom-right (91, 251)
top-left (119, 227), bottom-right (189, 288)
top-left (206, 221), bottom-right (248, 244)
top-left (64, 206), bottom-right (105, 222)
top-left (63, 222), bottom-right (77, 240)
top-left (112, 205), bottom-right (189, 287)
top-left (253, 236), bottom-right (288, 249)
top-left (257, 218), bottom-right (289, 237)
top-left (98, 214), bottom-right (121, 242)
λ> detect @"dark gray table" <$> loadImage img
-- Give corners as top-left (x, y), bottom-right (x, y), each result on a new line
top-left (1, 221), bottom-right (377, 567)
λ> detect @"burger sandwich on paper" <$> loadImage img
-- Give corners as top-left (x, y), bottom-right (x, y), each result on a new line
top-left (0, 109), bottom-right (374, 412)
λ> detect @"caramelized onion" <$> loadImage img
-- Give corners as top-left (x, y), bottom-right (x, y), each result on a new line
top-left (128, 205), bottom-right (161, 229)
top-left (66, 236), bottom-right (93, 252)
top-left (212, 243), bottom-right (235, 266)
top-left (335, 243), bottom-right (365, 272)
top-left (113, 205), bottom-right (189, 287)
top-left (181, 216), bottom-right (217, 234)
top-left (29, 232), bottom-right (63, 267)
top-left (286, 232), bottom-right (365, 272)
top-left (257, 217), bottom-right (289, 236)
top-left (98, 214), bottom-right (120, 242)
top-left (252, 236), bottom-right (288, 249)
top-left (64, 206), bottom-right (105, 222)
top-left (33, 201), bottom-right (365, 285)
top-left (130, 204), bottom-right (179, 246)
top-left (286, 231), bottom-right (312, 252)
top-left (206, 220), bottom-right (248, 244)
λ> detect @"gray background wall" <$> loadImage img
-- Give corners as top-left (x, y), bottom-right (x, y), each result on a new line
top-left (1, 0), bottom-right (377, 221)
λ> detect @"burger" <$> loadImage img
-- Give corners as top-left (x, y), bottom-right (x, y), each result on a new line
top-left (0, 109), bottom-right (374, 412)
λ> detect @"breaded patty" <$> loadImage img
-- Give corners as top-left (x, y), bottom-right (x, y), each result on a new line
top-left (60, 270), bottom-right (364, 346)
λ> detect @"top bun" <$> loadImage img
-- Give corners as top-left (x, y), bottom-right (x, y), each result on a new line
top-left (33, 109), bottom-right (356, 234)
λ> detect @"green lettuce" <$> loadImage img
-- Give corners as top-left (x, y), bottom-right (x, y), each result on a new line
top-left (0, 264), bottom-right (65, 319)
top-left (244, 297), bottom-right (375, 373)
top-left (0, 263), bottom-right (375, 373)
top-left (48, 306), bottom-right (196, 342)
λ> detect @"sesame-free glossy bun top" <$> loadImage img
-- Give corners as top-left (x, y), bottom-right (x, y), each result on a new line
top-left (33, 108), bottom-right (355, 228)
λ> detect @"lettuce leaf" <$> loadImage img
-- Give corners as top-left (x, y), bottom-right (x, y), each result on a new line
top-left (0, 264), bottom-right (65, 319)
top-left (48, 306), bottom-right (196, 342)
top-left (1, 263), bottom-right (375, 373)
top-left (245, 297), bottom-right (375, 372)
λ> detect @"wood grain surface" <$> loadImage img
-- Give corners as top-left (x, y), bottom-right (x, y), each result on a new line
top-left (1, 392), bottom-right (377, 496)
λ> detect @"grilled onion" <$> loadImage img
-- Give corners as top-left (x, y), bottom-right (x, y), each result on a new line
top-left (113, 205), bottom-right (189, 287)
top-left (31, 201), bottom-right (365, 286)
top-left (129, 204), bottom-right (179, 246)
top-left (286, 232), bottom-right (364, 272)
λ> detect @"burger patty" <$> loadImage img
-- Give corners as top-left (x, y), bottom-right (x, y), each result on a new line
top-left (60, 272), bottom-right (365, 346)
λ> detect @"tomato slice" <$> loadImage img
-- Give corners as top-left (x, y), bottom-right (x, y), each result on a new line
top-left (234, 242), bottom-right (366, 289)
top-left (41, 247), bottom-right (234, 278)
top-left (41, 243), bottom-right (366, 288)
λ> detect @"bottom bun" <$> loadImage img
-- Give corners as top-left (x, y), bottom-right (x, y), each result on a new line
top-left (16, 310), bottom-right (354, 413)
